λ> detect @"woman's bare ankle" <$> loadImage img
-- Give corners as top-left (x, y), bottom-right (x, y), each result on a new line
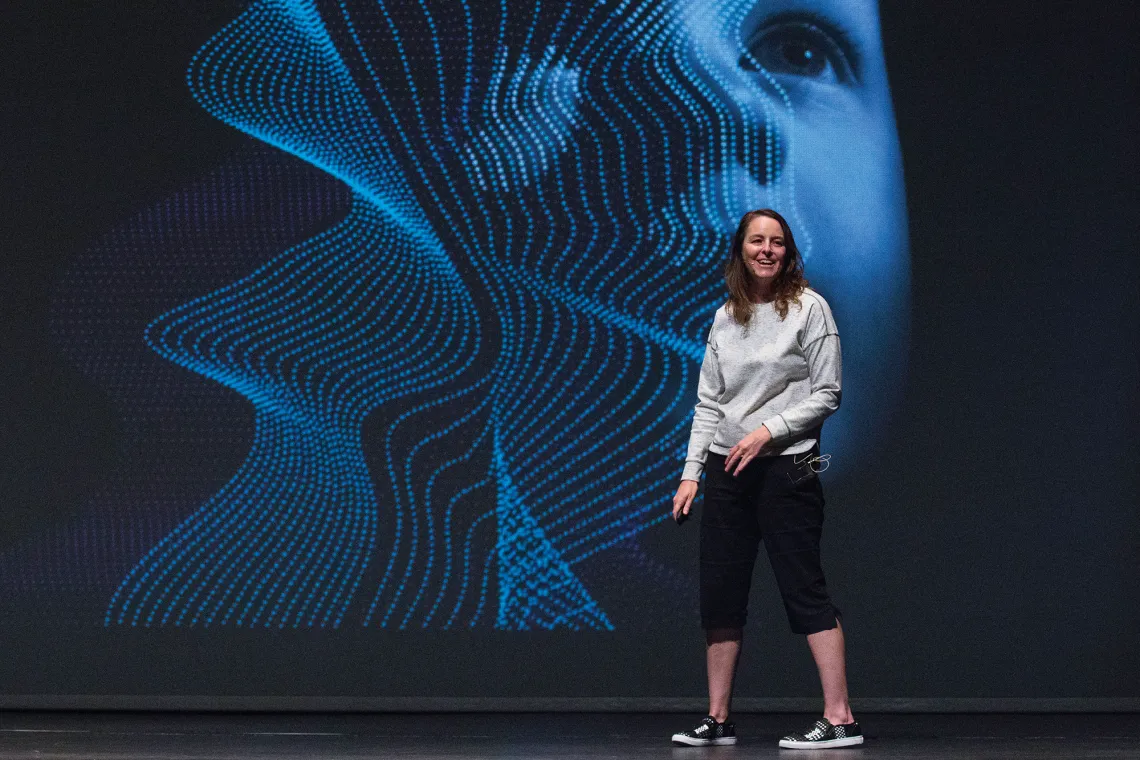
top-left (823, 708), bottom-right (855, 726)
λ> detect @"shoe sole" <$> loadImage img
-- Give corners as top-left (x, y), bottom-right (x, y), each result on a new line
top-left (779, 736), bottom-right (864, 749)
top-left (671, 735), bottom-right (738, 746)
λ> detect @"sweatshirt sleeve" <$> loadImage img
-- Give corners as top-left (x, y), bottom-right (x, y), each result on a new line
top-left (761, 297), bottom-right (842, 444)
top-left (682, 327), bottom-right (724, 482)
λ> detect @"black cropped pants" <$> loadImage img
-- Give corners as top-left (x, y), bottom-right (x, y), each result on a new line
top-left (700, 448), bottom-right (841, 634)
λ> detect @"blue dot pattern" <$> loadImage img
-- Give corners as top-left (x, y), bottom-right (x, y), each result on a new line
top-left (96, 0), bottom-right (813, 630)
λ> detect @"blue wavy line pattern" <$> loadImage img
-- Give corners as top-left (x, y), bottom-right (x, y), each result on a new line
top-left (102, 0), bottom-right (892, 630)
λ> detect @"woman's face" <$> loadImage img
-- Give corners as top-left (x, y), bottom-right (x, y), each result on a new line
top-left (741, 215), bottom-right (787, 287)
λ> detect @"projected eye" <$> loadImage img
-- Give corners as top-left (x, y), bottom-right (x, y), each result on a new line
top-left (740, 15), bottom-right (858, 86)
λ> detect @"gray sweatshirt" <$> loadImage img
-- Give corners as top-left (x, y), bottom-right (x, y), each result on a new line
top-left (682, 288), bottom-right (842, 482)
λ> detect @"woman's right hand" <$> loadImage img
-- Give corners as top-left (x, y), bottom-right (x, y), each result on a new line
top-left (672, 480), bottom-right (699, 523)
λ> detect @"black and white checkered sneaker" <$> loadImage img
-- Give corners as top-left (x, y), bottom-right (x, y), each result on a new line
top-left (671, 715), bottom-right (737, 746)
top-left (778, 718), bottom-right (863, 749)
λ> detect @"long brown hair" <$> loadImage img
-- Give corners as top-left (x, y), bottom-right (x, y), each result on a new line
top-left (724, 208), bottom-right (809, 325)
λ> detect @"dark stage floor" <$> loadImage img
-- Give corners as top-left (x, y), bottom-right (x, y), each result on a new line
top-left (1, 712), bottom-right (1138, 759)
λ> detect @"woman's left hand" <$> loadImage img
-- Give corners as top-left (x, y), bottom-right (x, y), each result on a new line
top-left (724, 425), bottom-right (772, 476)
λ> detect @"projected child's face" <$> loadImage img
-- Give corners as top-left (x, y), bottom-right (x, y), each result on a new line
top-left (665, 0), bottom-right (909, 293)
top-left (524, 0), bottom-right (910, 458)
top-left (663, 0), bottom-right (910, 455)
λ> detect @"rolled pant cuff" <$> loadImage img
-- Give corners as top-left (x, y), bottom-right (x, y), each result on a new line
top-left (789, 606), bottom-right (842, 635)
top-left (701, 614), bottom-right (747, 630)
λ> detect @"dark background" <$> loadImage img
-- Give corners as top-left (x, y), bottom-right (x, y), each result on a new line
top-left (1, 0), bottom-right (1137, 701)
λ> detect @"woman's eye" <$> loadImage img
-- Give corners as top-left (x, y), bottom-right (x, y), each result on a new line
top-left (740, 17), bottom-right (857, 86)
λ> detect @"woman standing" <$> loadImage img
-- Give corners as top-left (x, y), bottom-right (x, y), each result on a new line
top-left (670, 209), bottom-right (862, 750)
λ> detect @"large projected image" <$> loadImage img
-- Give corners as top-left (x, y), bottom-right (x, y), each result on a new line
top-left (46, 0), bottom-right (909, 631)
